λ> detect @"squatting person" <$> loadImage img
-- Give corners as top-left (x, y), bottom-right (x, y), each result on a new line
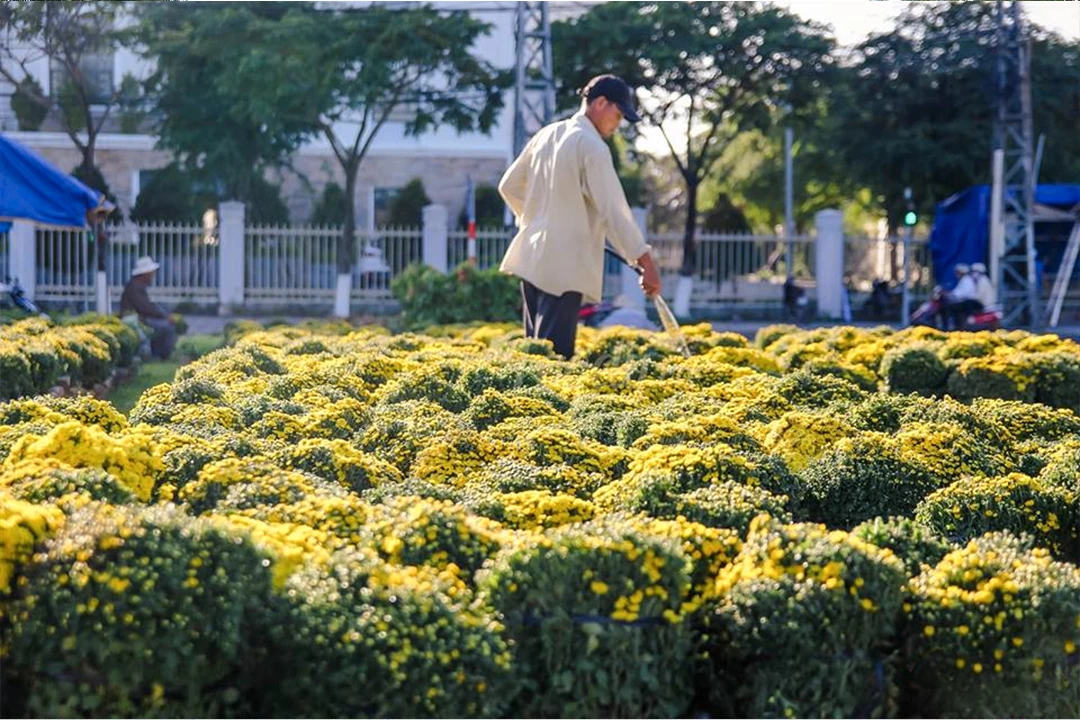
top-left (498, 73), bottom-right (662, 359)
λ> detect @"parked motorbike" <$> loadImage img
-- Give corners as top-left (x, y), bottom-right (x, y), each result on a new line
top-left (578, 300), bottom-right (617, 328)
top-left (0, 277), bottom-right (45, 316)
top-left (909, 286), bottom-right (1002, 331)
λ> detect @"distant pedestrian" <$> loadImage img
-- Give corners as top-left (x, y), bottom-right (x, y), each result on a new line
top-left (119, 255), bottom-right (177, 359)
top-left (498, 73), bottom-right (661, 359)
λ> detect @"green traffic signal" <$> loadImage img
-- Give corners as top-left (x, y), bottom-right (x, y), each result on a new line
top-left (904, 211), bottom-right (917, 226)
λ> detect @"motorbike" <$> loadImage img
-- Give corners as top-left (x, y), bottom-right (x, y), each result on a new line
top-left (578, 300), bottom-right (618, 328)
top-left (909, 286), bottom-right (1002, 331)
top-left (0, 277), bottom-right (45, 316)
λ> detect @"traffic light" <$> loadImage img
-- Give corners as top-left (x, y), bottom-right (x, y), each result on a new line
top-left (904, 210), bottom-right (917, 226)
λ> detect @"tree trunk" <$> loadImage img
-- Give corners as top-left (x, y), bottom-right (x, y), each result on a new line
top-left (339, 161), bottom-right (359, 275)
top-left (679, 178), bottom-right (699, 277)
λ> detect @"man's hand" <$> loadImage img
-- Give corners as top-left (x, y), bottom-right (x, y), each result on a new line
top-left (636, 252), bottom-right (662, 297)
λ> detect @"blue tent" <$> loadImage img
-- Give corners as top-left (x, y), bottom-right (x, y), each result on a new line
top-left (929, 184), bottom-right (1080, 289)
top-left (0, 133), bottom-right (107, 232)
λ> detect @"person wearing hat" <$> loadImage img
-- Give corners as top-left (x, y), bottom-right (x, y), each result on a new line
top-left (971, 262), bottom-right (996, 309)
top-left (943, 262), bottom-right (982, 330)
top-left (498, 73), bottom-right (662, 359)
top-left (119, 256), bottom-right (177, 359)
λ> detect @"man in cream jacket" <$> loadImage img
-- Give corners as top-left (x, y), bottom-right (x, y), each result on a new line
top-left (498, 74), bottom-right (662, 359)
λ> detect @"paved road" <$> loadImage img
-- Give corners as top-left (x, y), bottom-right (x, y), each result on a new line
top-left (184, 313), bottom-right (1080, 341)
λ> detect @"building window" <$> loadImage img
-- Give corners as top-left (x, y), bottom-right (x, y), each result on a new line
top-left (373, 187), bottom-right (399, 228)
top-left (50, 53), bottom-right (114, 105)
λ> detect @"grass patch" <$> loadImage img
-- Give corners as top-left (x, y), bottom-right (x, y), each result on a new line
top-left (109, 334), bottom-right (224, 415)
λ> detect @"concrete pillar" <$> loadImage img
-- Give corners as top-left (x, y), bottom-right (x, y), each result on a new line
top-left (814, 209), bottom-right (845, 320)
top-left (218, 201), bottom-right (245, 314)
top-left (9, 220), bottom-right (36, 300)
top-left (620, 207), bottom-right (647, 309)
top-left (422, 204), bottom-right (449, 273)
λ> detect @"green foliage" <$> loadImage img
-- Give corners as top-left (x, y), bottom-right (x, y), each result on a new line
top-left (852, 516), bottom-right (952, 577)
top-left (10, 76), bottom-right (47, 131)
top-left (916, 474), bottom-right (1078, 561)
top-left (256, 548), bottom-right (512, 718)
top-left (881, 344), bottom-right (948, 395)
top-left (386, 178), bottom-right (430, 227)
top-left (478, 517), bottom-right (695, 718)
top-left (704, 517), bottom-right (907, 718)
top-left (5, 504), bottom-right (274, 718)
top-left (903, 532), bottom-right (1080, 718)
top-left (131, 163), bottom-right (212, 222)
top-left (391, 262), bottom-right (519, 330)
top-left (802, 434), bottom-right (942, 529)
top-left (311, 181), bottom-right (349, 226)
top-left (247, 175), bottom-right (291, 225)
top-left (457, 183), bottom-right (507, 229)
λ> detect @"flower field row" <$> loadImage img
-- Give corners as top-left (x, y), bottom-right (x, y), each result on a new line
top-left (0, 315), bottom-right (140, 400)
top-left (1, 321), bottom-right (1079, 717)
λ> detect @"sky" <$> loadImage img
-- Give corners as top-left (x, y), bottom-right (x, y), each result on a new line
top-left (775, 0), bottom-right (1080, 44)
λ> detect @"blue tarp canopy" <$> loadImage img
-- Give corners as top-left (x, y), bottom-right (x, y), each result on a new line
top-left (929, 184), bottom-right (1080, 288)
top-left (0, 133), bottom-right (107, 232)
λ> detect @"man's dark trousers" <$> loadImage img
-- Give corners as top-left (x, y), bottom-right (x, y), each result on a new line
top-left (521, 281), bottom-right (582, 359)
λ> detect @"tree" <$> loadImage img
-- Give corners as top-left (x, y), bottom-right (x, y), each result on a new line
top-left (137, 2), bottom-right (314, 206)
top-left (208, 4), bottom-right (510, 279)
top-left (0, 2), bottom-right (134, 195)
top-left (311, 182), bottom-right (349, 227)
top-left (829, 2), bottom-right (1080, 233)
top-left (553, 2), bottom-right (835, 275)
top-left (387, 179), bottom-right (431, 228)
top-left (457, 184), bottom-right (506, 230)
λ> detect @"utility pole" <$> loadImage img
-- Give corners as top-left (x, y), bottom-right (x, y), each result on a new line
top-left (902, 187), bottom-right (914, 325)
top-left (993, 0), bottom-right (1040, 328)
top-left (784, 125), bottom-right (794, 275)
top-left (512, 2), bottom-right (555, 158)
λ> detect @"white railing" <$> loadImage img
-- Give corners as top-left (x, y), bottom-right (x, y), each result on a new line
top-left (447, 227), bottom-right (512, 270)
top-left (243, 224), bottom-right (423, 305)
top-left (110, 222), bottom-right (219, 303)
top-left (35, 227), bottom-right (93, 304)
top-left (846, 235), bottom-right (934, 297)
top-left (647, 231), bottom-right (816, 309)
top-left (34, 222), bottom-right (217, 306)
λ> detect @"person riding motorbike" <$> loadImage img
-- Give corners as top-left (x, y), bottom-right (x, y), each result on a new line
top-left (941, 264), bottom-right (983, 330)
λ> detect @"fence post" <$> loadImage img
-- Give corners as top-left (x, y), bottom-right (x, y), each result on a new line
top-left (621, 207), bottom-right (647, 309)
top-left (9, 220), bottom-right (36, 301)
top-left (814, 209), bottom-right (845, 320)
top-left (422, 204), bottom-right (449, 273)
top-left (218, 201), bottom-right (245, 315)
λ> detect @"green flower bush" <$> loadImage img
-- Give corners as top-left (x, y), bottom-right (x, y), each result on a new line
top-left (915, 474), bottom-right (1078, 561)
top-left (902, 532), bottom-right (1080, 718)
top-left (851, 516), bottom-right (952, 577)
top-left (801, 433), bottom-right (942, 528)
top-left (257, 548), bottom-right (513, 718)
top-left (703, 516), bottom-right (907, 718)
top-left (881, 344), bottom-right (949, 395)
top-left (4, 504), bottom-right (273, 718)
top-left (478, 516), bottom-right (696, 718)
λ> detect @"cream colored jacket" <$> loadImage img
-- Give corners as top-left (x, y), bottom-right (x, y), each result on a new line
top-left (498, 111), bottom-right (650, 303)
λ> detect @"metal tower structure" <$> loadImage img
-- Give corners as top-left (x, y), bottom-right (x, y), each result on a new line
top-left (993, 0), bottom-right (1040, 327)
top-left (512, 1), bottom-right (556, 158)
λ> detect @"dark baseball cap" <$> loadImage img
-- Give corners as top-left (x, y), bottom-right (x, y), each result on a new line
top-left (581, 74), bottom-right (641, 122)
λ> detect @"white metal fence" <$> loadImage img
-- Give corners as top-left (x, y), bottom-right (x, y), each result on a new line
top-left (244, 224), bottom-right (423, 306)
top-left (33, 223), bottom-right (219, 306)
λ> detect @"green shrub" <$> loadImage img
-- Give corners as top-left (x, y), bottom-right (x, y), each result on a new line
top-left (11, 76), bottom-right (47, 131)
top-left (946, 354), bottom-right (1038, 403)
top-left (703, 516), bottom-right (906, 718)
top-left (1, 463), bottom-right (135, 509)
top-left (915, 474), bottom-right (1078, 561)
top-left (902, 532), bottom-right (1080, 718)
top-left (273, 438), bottom-right (402, 493)
top-left (852, 516), bottom-right (952, 577)
top-left (971, 396), bottom-right (1080, 443)
top-left (881, 344), bottom-right (949, 395)
top-left (478, 517), bottom-right (696, 718)
top-left (1030, 351), bottom-right (1080, 411)
top-left (391, 262), bottom-right (519, 330)
top-left (802, 433), bottom-right (942, 528)
top-left (5, 504), bottom-right (273, 718)
top-left (256, 548), bottom-right (512, 718)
